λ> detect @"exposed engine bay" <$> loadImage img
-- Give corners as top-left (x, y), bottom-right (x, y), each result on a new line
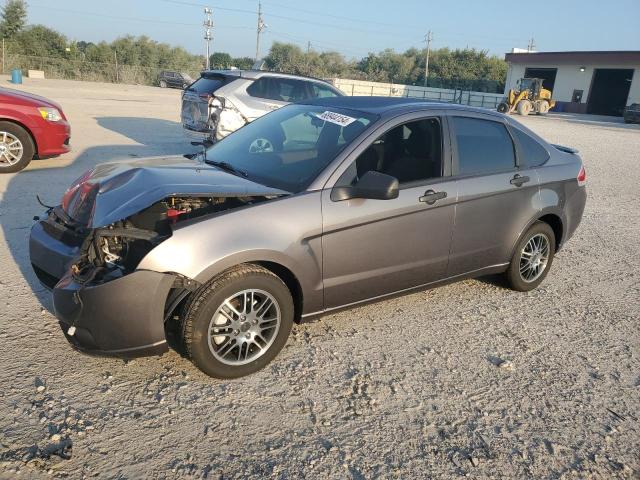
top-left (68, 195), bottom-right (270, 285)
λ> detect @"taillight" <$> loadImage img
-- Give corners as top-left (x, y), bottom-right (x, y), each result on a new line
top-left (577, 165), bottom-right (586, 186)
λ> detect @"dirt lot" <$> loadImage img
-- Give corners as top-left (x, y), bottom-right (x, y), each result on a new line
top-left (0, 78), bottom-right (639, 479)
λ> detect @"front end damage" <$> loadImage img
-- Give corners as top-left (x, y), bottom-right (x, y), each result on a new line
top-left (30, 192), bottom-right (279, 357)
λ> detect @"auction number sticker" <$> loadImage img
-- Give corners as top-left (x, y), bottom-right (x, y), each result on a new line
top-left (314, 111), bottom-right (357, 127)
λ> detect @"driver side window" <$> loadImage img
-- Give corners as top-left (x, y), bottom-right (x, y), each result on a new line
top-left (337, 117), bottom-right (443, 186)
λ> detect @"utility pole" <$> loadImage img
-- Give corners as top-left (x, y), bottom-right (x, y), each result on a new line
top-left (204, 7), bottom-right (213, 70)
top-left (114, 50), bottom-right (119, 83)
top-left (527, 37), bottom-right (535, 52)
top-left (423, 30), bottom-right (433, 87)
top-left (255, 1), bottom-right (266, 61)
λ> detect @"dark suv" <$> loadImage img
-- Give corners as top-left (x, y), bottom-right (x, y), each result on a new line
top-left (158, 71), bottom-right (194, 89)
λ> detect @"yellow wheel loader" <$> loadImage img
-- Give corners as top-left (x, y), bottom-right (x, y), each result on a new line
top-left (497, 78), bottom-right (555, 116)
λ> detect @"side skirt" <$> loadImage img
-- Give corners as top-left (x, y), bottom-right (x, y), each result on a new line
top-left (300, 263), bottom-right (509, 323)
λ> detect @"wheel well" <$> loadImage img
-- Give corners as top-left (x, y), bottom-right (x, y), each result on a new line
top-left (0, 119), bottom-right (38, 154)
top-left (255, 261), bottom-right (304, 323)
top-left (538, 214), bottom-right (563, 250)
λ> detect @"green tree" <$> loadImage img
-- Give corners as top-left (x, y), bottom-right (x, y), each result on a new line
top-left (0, 0), bottom-right (27, 38)
top-left (232, 56), bottom-right (255, 70)
top-left (210, 51), bottom-right (232, 68)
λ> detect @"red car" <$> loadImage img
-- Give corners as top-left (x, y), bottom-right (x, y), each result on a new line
top-left (0, 87), bottom-right (71, 173)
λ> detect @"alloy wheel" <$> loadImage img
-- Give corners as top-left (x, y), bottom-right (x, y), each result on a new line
top-left (0, 131), bottom-right (24, 166)
top-left (519, 233), bottom-right (550, 283)
top-left (207, 289), bottom-right (281, 366)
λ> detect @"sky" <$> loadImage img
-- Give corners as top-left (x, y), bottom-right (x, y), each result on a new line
top-left (23, 0), bottom-right (640, 60)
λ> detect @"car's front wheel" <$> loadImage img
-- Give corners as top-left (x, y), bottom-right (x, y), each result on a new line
top-left (506, 221), bottom-right (556, 291)
top-left (0, 121), bottom-right (35, 173)
top-left (182, 264), bottom-right (294, 379)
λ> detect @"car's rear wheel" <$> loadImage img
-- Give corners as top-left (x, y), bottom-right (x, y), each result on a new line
top-left (0, 121), bottom-right (35, 173)
top-left (182, 264), bottom-right (294, 379)
top-left (506, 221), bottom-right (555, 292)
top-left (159, 80), bottom-right (167, 88)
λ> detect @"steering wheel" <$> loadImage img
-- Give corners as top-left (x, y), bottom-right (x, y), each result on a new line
top-left (249, 138), bottom-right (274, 153)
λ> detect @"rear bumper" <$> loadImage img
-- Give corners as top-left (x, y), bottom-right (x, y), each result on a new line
top-left (562, 185), bottom-right (587, 248)
top-left (29, 219), bottom-right (175, 358)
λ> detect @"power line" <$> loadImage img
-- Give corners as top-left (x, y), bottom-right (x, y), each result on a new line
top-left (261, 1), bottom-right (425, 32)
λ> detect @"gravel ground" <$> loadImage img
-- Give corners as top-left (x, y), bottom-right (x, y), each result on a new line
top-left (0, 78), bottom-right (639, 479)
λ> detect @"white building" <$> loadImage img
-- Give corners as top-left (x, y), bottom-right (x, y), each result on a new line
top-left (504, 51), bottom-right (640, 116)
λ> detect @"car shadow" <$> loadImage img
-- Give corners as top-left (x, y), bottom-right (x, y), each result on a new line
top-left (1, 117), bottom-right (196, 313)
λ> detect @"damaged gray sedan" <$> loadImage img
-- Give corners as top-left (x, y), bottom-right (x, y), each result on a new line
top-left (30, 97), bottom-right (586, 379)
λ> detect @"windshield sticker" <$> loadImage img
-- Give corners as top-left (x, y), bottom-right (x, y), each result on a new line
top-left (314, 111), bottom-right (357, 127)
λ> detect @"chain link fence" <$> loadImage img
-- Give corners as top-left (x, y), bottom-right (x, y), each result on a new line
top-left (1, 52), bottom-right (201, 86)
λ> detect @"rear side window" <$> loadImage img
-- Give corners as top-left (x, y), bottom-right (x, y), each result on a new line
top-left (452, 117), bottom-right (515, 176)
top-left (511, 128), bottom-right (549, 167)
top-left (247, 77), bottom-right (309, 102)
top-left (310, 83), bottom-right (340, 98)
top-left (188, 76), bottom-right (227, 94)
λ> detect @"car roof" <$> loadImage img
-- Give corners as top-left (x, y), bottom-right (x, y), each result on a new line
top-left (201, 69), bottom-right (333, 84)
top-left (299, 96), bottom-right (505, 117)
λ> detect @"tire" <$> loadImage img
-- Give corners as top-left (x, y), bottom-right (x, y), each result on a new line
top-left (182, 264), bottom-right (294, 379)
top-left (0, 121), bottom-right (35, 173)
top-left (516, 100), bottom-right (532, 116)
top-left (497, 102), bottom-right (510, 114)
top-left (537, 100), bottom-right (550, 115)
top-left (505, 221), bottom-right (556, 292)
top-left (159, 80), bottom-right (167, 88)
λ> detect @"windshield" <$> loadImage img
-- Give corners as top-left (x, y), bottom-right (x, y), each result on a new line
top-left (204, 104), bottom-right (377, 192)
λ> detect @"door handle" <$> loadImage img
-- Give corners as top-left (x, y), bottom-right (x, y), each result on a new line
top-left (510, 174), bottom-right (530, 187)
top-left (419, 190), bottom-right (447, 205)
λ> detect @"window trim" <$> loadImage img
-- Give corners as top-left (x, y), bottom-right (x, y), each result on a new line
top-left (506, 124), bottom-right (551, 169)
top-left (447, 113), bottom-right (519, 179)
top-left (320, 110), bottom-right (452, 193)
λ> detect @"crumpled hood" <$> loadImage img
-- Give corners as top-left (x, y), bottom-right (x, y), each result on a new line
top-left (61, 155), bottom-right (289, 228)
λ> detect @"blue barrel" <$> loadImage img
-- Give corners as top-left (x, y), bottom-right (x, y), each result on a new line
top-left (11, 69), bottom-right (22, 84)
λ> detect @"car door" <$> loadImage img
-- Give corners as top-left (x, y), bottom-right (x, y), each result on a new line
top-left (242, 77), bottom-right (289, 121)
top-left (321, 113), bottom-right (457, 309)
top-left (446, 114), bottom-right (540, 276)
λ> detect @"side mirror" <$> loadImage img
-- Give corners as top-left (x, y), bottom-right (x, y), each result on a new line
top-left (331, 171), bottom-right (399, 201)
